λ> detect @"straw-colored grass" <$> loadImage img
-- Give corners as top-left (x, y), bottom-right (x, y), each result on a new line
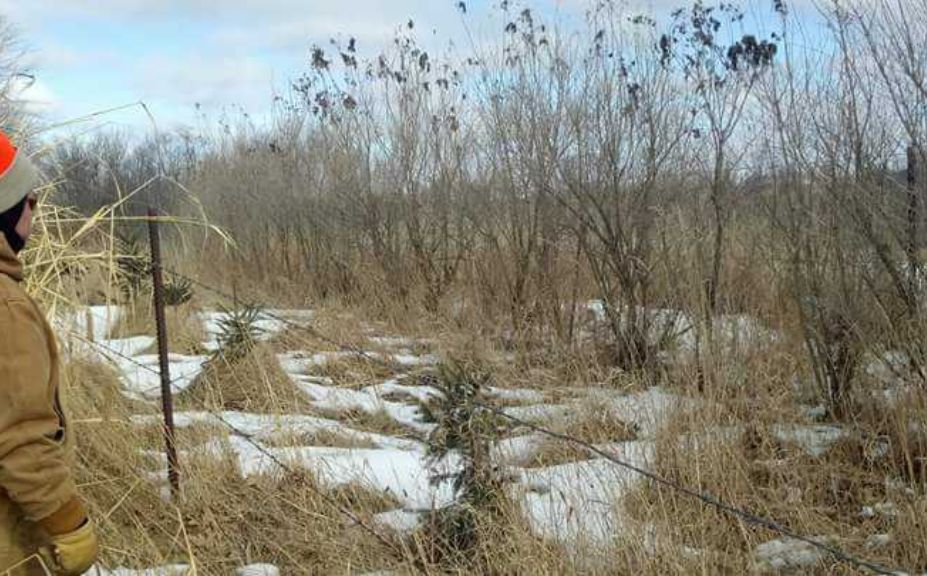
top-left (180, 343), bottom-right (311, 414)
top-left (302, 353), bottom-right (405, 388)
top-left (309, 406), bottom-right (423, 440)
top-left (109, 300), bottom-right (208, 356)
top-left (61, 355), bottom-right (146, 419)
top-left (260, 428), bottom-right (379, 450)
top-left (517, 398), bottom-right (640, 468)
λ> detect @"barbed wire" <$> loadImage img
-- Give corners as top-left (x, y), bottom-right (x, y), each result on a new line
top-left (160, 266), bottom-right (384, 362)
top-left (480, 405), bottom-right (897, 575)
top-left (96, 267), bottom-right (901, 574)
top-left (65, 329), bottom-right (199, 391)
top-left (64, 329), bottom-right (406, 558)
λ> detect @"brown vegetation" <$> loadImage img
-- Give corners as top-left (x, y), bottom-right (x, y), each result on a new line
top-left (10, 0), bottom-right (927, 572)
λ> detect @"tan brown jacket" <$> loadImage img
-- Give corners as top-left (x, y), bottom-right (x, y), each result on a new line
top-left (0, 236), bottom-right (87, 575)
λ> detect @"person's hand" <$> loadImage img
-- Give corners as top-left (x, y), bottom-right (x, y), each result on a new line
top-left (39, 518), bottom-right (100, 576)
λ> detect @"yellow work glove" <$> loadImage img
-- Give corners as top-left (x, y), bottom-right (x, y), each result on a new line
top-left (39, 519), bottom-right (100, 576)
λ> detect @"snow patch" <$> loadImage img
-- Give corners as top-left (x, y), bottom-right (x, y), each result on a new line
top-left (391, 353), bottom-right (438, 367)
top-left (277, 351), bottom-right (354, 374)
top-left (586, 387), bottom-right (699, 438)
top-left (272, 445), bottom-right (458, 510)
top-left (237, 564), bottom-right (280, 576)
top-left (487, 387), bottom-right (546, 404)
top-left (99, 336), bottom-right (156, 358)
top-left (504, 403), bottom-right (572, 424)
top-left (201, 309), bottom-right (312, 350)
top-left (865, 534), bottom-right (892, 550)
top-left (493, 434), bottom-right (546, 466)
top-left (61, 305), bottom-right (123, 342)
top-left (369, 336), bottom-right (417, 348)
top-left (374, 509), bottom-right (422, 534)
top-left (861, 502), bottom-right (898, 519)
top-left (515, 441), bottom-right (655, 546)
top-left (772, 425), bottom-right (847, 457)
top-left (116, 354), bottom-right (208, 400)
top-left (754, 537), bottom-right (826, 572)
top-left (367, 378), bottom-right (441, 403)
top-left (294, 377), bottom-right (433, 434)
top-left (132, 411), bottom-right (419, 452)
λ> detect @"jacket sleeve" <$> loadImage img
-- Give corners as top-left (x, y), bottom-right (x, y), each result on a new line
top-left (0, 297), bottom-right (82, 530)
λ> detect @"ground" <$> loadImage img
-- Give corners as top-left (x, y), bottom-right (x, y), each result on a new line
top-left (53, 303), bottom-right (924, 575)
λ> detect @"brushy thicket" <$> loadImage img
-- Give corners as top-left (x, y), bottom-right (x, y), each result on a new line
top-left (49, 0), bottom-right (927, 402)
top-left (10, 0), bottom-right (927, 573)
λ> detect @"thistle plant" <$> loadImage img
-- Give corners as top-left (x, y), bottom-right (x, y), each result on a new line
top-left (163, 275), bottom-right (194, 306)
top-left (213, 303), bottom-right (266, 363)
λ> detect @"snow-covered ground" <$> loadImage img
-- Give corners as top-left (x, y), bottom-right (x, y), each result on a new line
top-left (63, 303), bottom-right (849, 572)
top-left (583, 300), bottom-right (778, 358)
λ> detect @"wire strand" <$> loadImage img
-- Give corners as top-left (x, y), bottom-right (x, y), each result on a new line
top-left (479, 404), bottom-right (897, 575)
top-left (65, 330), bottom-right (405, 557)
top-left (114, 267), bottom-right (901, 574)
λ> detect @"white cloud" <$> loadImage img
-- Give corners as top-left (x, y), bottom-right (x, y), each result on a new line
top-left (136, 54), bottom-right (276, 109)
top-left (0, 0), bottom-right (461, 127)
top-left (1, 0), bottom-right (461, 27)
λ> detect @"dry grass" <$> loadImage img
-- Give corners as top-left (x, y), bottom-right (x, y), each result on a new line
top-left (522, 440), bottom-right (595, 468)
top-left (268, 325), bottom-right (317, 353)
top-left (55, 268), bottom-right (927, 575)
top-left (107, 299), bottom-right (151, 339)
top-left (310, 407), bottom-right (423, 440)
top-left (48, 238), bottom-right (927, 575)
top-left (260, 428), bottom-right (378, 450)
top-left (308, 354), bottom-right (402, 388)
top-left (63, 361), bottom-right (404, 573)
top-left (16, 2), bottom-right (927, 573)
top-left (329, 483), bottom-right (403, 516)
top-left (560, 399), bottom-right (641, 445)
top-left (109, 300), bottom-right (208, 355)
top-left (409, 496), bottom-right (573, 574)
top-left (61, 355), bottom-right (148, 419)
top-left (81, 442), bottom-right (403, 573)
top-left (180, 344), bottom-right (311, 413)
top-left (519, 398), bottom-right (640, 468)
top-left (619, 362), bottom-right (927, 574)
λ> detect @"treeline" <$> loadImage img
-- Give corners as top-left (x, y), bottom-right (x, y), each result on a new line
top-left (46, 0), bottom-right (927, 416)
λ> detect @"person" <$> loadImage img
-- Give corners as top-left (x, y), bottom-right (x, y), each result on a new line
top-left (0, 132), bottom-right (99, 575)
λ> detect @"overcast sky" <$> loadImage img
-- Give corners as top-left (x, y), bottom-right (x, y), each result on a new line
top-left (0, 0), bottom-right (819, 135)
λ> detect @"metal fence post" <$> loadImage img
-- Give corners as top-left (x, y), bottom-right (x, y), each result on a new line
top-left (148, 208), bottom-right (180, 498)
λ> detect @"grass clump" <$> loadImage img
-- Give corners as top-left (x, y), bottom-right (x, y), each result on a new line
top-left (181, 304), bottom-right (310, 413)
top-left (260, 428), bottom-right (378, 450)
top-left (558, 398), bottom-right (641, 445)
top-left (310, 407), bottom-right (422, 439)
top-left (182, 343), bottom-right (308, 413)
top-left (624, 383), bottom-right (927, 574)
top-left (516, 398), bottom-right (640, 468)
top-left (309, 354), bottom-right (401, 388)
top-left (61, 356), bottom-right (142, 419)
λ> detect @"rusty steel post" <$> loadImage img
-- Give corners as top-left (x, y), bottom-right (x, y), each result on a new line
top-left (148, 208), bottom-right (180, 498)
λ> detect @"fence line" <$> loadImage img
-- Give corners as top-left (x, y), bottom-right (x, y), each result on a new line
top-left (84, 267), bottom-right (901, 575)
top-left (482, 405), bottom-right (897, 574)
top-left (65, 330), bottom-right (407, 559)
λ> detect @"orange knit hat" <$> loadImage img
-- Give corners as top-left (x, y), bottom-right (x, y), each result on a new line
top-left (0, 131), bottom-right (39, 215)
